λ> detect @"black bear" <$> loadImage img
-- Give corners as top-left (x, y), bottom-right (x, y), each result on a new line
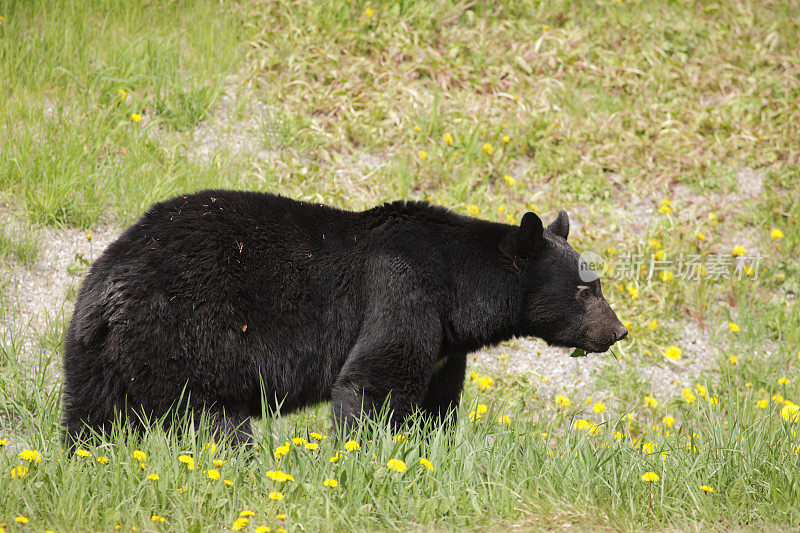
top-left (63, 190), bottom-right (627, 445)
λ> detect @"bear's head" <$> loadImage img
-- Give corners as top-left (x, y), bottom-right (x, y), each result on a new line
top-left (503, 210), bottom-right (628, 353)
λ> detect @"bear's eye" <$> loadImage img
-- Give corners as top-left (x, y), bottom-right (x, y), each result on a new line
top-left (577, 285), bottom-right (592, 299)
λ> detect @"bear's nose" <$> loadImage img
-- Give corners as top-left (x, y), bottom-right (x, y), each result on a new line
top-left (615, 326), bottom-right (628, 341)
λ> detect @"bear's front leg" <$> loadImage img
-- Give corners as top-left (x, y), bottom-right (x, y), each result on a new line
top-left (419, 352), bottom-right (467, 428)
top-left (330, 300), bottom-right (440, 436)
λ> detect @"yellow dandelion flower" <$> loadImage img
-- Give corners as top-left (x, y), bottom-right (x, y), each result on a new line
top-left (224, 479), bottom-right (233, 486)
top-left (0, 438), bottom-right (6, 446)
top-left (659, 205), bottom-right (671, 214)
top-left (781, 403), bottom-right (799, 422)
top-left (662, 415), bottom-right (675, 428)
top-left (498, 415), bottom-right (511, 424)
top-left (728, 322), bottom-right (740, 333)
top-left (276, 514), bottom-right (286, 520)
top-left (213, 459), bottom-right (224, 467)
top-left (757, 398), bottom-right (769, 409)
top-left (132, 450), bottom-right (147, 462)
top-left (344, 440), bottom-right (360, 452)
top-left (648, 238), bottom-right (662, 249)
top-left (778, 377), bottom-right (790, 385)
top-left (96, 455), bottom-right (109, 464)
top-left (147, 473), bottom-right (160, 481)
top-left (482, 143), bottom-right (494, 155)
top-left (364, 7), bottom-right (373, 17)
top-left (644, 396), bottom-right (658, 408)
top-left (151, 515), bottom-right (165, 523)
top-left (274, 445), bottom-right (290, 459)
top-left (555, 395), bottom-right (570, 408)
top-left (75, 449), bottom-right (92, 458)
top-left (11, 465), bottom-right (29, 478)
top-left (543, 24), bottom-right (550, 31)
top-left (304, 442), bottom-right (319, 450)
top-left (413, 125), bottom-right (421, 132)
top-left (255, 527), bottom-right (271, 533)
top-left (664, 345), bottom-right (682, 361)
top-left (19, 450), bottom-right (42, 463)
top-left (771, 228), bottom-right (784, 239)
top-left (593, 402), bottom-right (606, 413)
top-left (323, 478), bottom-right (338, 487)
top-left (420, 458), bottom-right (434, 471)
top-left (729, 356), bottom-right (738, 364)
top-left (207, 469), bottom-right (220, 480)
top-left (130, 113), bottom-right (142, 122)
top-left (682, 388), bottom-right (697, 403)
top-left (268, 491), bottom-right (284, 500)
top-left (329, 453), bottom-right (341, 463)
top-left (232, 518), bottom-right (249, 531)
top-left (695, 384), bottom-right (708, 399)
top-left (641, 471), bottom-right (659, 482)
top-left (696, 232), bottom-right (706, 241)
top-left (443, 132), bottom-right (454, 146)
top-left (731, 245), bottom-right (746, 257)
top-left (418, 150), bottom-right (428, 160)
top-left (466, 204), bottom-right (479, 217)
top-left (502, 135), bottom-right (510, 143)
top-left (659, 270), bottom-right (674, 282)
top-left (178, 455), bottom-right (195, 470)
top-left (239, 511), bottom-right (255, 518)
top-left (699, 485), bottom-right (714, 493)
top-left (15, 516), bottom-right (29, 524)
top-left (573, 419), bottom-right (590, 431)
top-left (387, 458), bottom-right (407, 473)
top-left (291, 437), bottom-right (306, 446)
top-left (642, 442), bottom-right (655, 454)
top-left (503, 174), bottom-right (516, 186)
top-left (654, 250), bottom-right (665, 261)
top-left (266, 470), bottom-right (294, 482)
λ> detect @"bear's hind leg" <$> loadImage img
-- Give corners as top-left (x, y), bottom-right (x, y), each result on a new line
top-left (208, 409), bottom-right (254, 447)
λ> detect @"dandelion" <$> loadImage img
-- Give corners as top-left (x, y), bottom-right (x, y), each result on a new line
top-left (659, 270), bottom-right (674, 282)
top-left (757, 399), bottom-right (769, 409)
top-left (662, 415), bottom-right (675, 428)
top-left (707, 212), bottom-right (718, 225)
top-left (641, 471), bottom-right (659, 482)
top-left (276, 514), bottom-right (286, 520)
top-left (648, 239), bottom-right (662, 249)
top-left (771, 228), bottom-right (784, 239)
top-left (255, 527), bottom-right (271, 533)
top-left (387, 459), bottom-right (407, 473)
top-left (683, 388), bottom-right (697, 404)
top-left (696, 232), bottom-right (706, 241)
top-left (232, 518), bottom-right (249, 531)
top-left (644, 396), bottom-right (658, 408)
top-left (269, 491), bottom-right (284, 500)
top-left (75, 449), bottom-right (92, 458)
top-left (443, 133), bottom-right (454, 146)
top-left (86, 233), bottom-right (92, 242)
top-left (364, 7), bottom-right (373, 17)
top-left (147, 473), bottom-right (160, 481)
top-left (731, 245), bottom-right (746, 257)
top-left (555, 395), bottom-right (571, 408)
top-left (304, 442), bottom-right (319, 450)
top-left (781, 403), bottom-right (799, 423)
top-left (323, 478), bottom-right (338, 487)
top-left (420, 458), bottom-right (434, 471)
top-left (207, 469), bottom-right (220, 480)
top-left (778, 376), bottom-right (790, 385)
top-left (413, 125), bottom-right (421, 132)
top-left (266, 470), bottom-right (294, 482)
top-left (132, 450), bottom-right (147, 462)
top-left (593, 402), bottom-right (606, 414)
top-left (627, 285), bottom-right (639, 299)
top-left (274, 445), bottom-right (290, 459)
top-left (729, 356), bottom-right (738, 364)
top-left (466, 204), bottom-right (479, 217)
top-left (224, 479), bottom-right (233, 486)
top-left (502, 135), bottom-right (511, 143)
top-left (503, 174), bottom-right (516, 186)
top-left (15, 516), bottom-right (29, 524)
top-left (642, 442), bottom-right (655, 454)
top-left (573, 419), bottom-right (590, 431)
top-left (695, 384), bottom-right (708, 399)
top-left (543, 24), bottom-right (550, 31)
top-left (482, 143), bottom-right (494, 155)
top-left (213, 459), bottom-right (224, 467)
top-left (418, 150), bottom-right (428, 160)
top-left (699, 485), bottom-right (714, 493)
top-left (20, 449), bottom-right (42, 463)
top-left (728, 322), bottom-right (740, 332)
top-left (130, 113), bottom-right (142, 123)
top-left (664, 345), bottom-right (682, 361)
top-left (151, 516), bottom-right (166, 523)
top-left (344, 440), bottom-right (360, 452)
top-left (178, 455), bottom-right (195, 470)
top-left (476, 376), bottom-right (494, 390)
top-left (653, 250), bottom-right (665, 261)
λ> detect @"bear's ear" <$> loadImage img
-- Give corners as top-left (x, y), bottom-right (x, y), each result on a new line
top-left (501, 212), bottom-right (543, 265)
top-left (547, 210), bottom-right (569, 240)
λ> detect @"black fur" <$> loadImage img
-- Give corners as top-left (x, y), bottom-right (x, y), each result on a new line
top-left (62, 190), bottom-right (626, 444)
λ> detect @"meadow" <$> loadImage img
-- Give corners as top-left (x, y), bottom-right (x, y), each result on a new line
top-left (1, 0), bottom-right (799, 530)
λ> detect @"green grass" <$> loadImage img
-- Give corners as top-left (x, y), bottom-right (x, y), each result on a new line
top-left (1, 0), bottom-right (799, 530)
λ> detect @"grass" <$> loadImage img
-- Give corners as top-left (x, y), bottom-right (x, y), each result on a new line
top-left (1, 0), bottom-right (799, 530)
